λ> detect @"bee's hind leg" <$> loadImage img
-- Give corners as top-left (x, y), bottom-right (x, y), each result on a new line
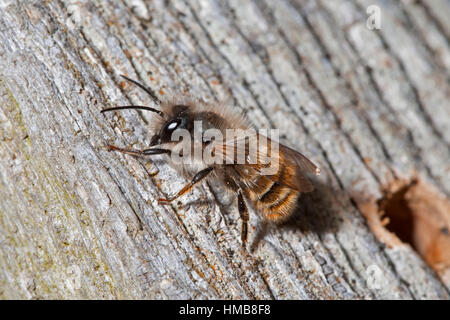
top-left (237, 189), bottom-right (249, 246)
top-left (220, 171), bottom-right (249, 247)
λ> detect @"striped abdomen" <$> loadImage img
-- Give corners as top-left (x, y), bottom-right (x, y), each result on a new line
top-left (229, 134), bottom-right (316, 222)
top-left (247, 175), bottom-right (299, 222)
top-left (235, 157), bottom-right (300, 222)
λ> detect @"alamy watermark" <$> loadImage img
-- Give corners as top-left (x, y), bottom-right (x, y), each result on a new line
top-left (168, 122), bottom-right (280, 175)
top-left (366, 5), bottom-right (381, 30)
top-left (366, 264), bottom-right (387, 290)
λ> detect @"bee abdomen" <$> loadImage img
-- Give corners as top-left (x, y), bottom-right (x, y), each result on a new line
top-left (259, 182), bottom-right (289, 204)
top-left (249, 176), bottom-right (299, 222)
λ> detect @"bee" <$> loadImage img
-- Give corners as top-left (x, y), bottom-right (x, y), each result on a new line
top-left (102, 75), bottom-right (320, 246)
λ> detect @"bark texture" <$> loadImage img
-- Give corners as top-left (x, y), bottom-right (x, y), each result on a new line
top-left (0, 0), bottom-right (449, 299)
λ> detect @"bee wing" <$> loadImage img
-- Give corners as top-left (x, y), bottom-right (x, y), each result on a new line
top-left (275, 140), bottom-right (321, 176)
top-left (268, 140), bottom-right (320, 192)
top-left (212, 132), bottom-right (320, 192)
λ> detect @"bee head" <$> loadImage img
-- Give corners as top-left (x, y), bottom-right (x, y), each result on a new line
top-left (150, 104), bottom-right (192, 146)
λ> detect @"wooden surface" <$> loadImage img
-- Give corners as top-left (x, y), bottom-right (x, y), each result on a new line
top-left (0, 0), bottom-right (449, 299)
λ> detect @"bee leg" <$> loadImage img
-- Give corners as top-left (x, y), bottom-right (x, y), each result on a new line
top-left (158, 167), bottom-right (213, 204)
top-left (221, 172), bottom-right (249, 246)
top-left (250, 220), bottom-right (268, 253)
top-left (107, 144), bottom-right (170, 156)
top-left (237, 189), bottom-right (249, 245)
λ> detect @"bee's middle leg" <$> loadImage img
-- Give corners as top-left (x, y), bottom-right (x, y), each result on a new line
top-left (158, 167), bottom-right (213, 204)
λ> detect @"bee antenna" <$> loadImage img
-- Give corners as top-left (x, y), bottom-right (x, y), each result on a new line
top-left (100, 105), bottom-right (165, 117)
top-left (120, 75), bottom-right (161, 105)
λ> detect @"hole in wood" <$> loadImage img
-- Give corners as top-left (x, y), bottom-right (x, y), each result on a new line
top-left (360, 178), bottom-right (450, 284)
top-left (377, 182), bottom-right (416, 247)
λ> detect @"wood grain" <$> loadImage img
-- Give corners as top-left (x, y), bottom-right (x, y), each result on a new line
top-left (0, 0), bottom-right (449, 299)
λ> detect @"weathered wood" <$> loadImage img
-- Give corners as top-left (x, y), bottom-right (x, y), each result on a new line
top-left (0, 0), bottom-right (449, 299)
